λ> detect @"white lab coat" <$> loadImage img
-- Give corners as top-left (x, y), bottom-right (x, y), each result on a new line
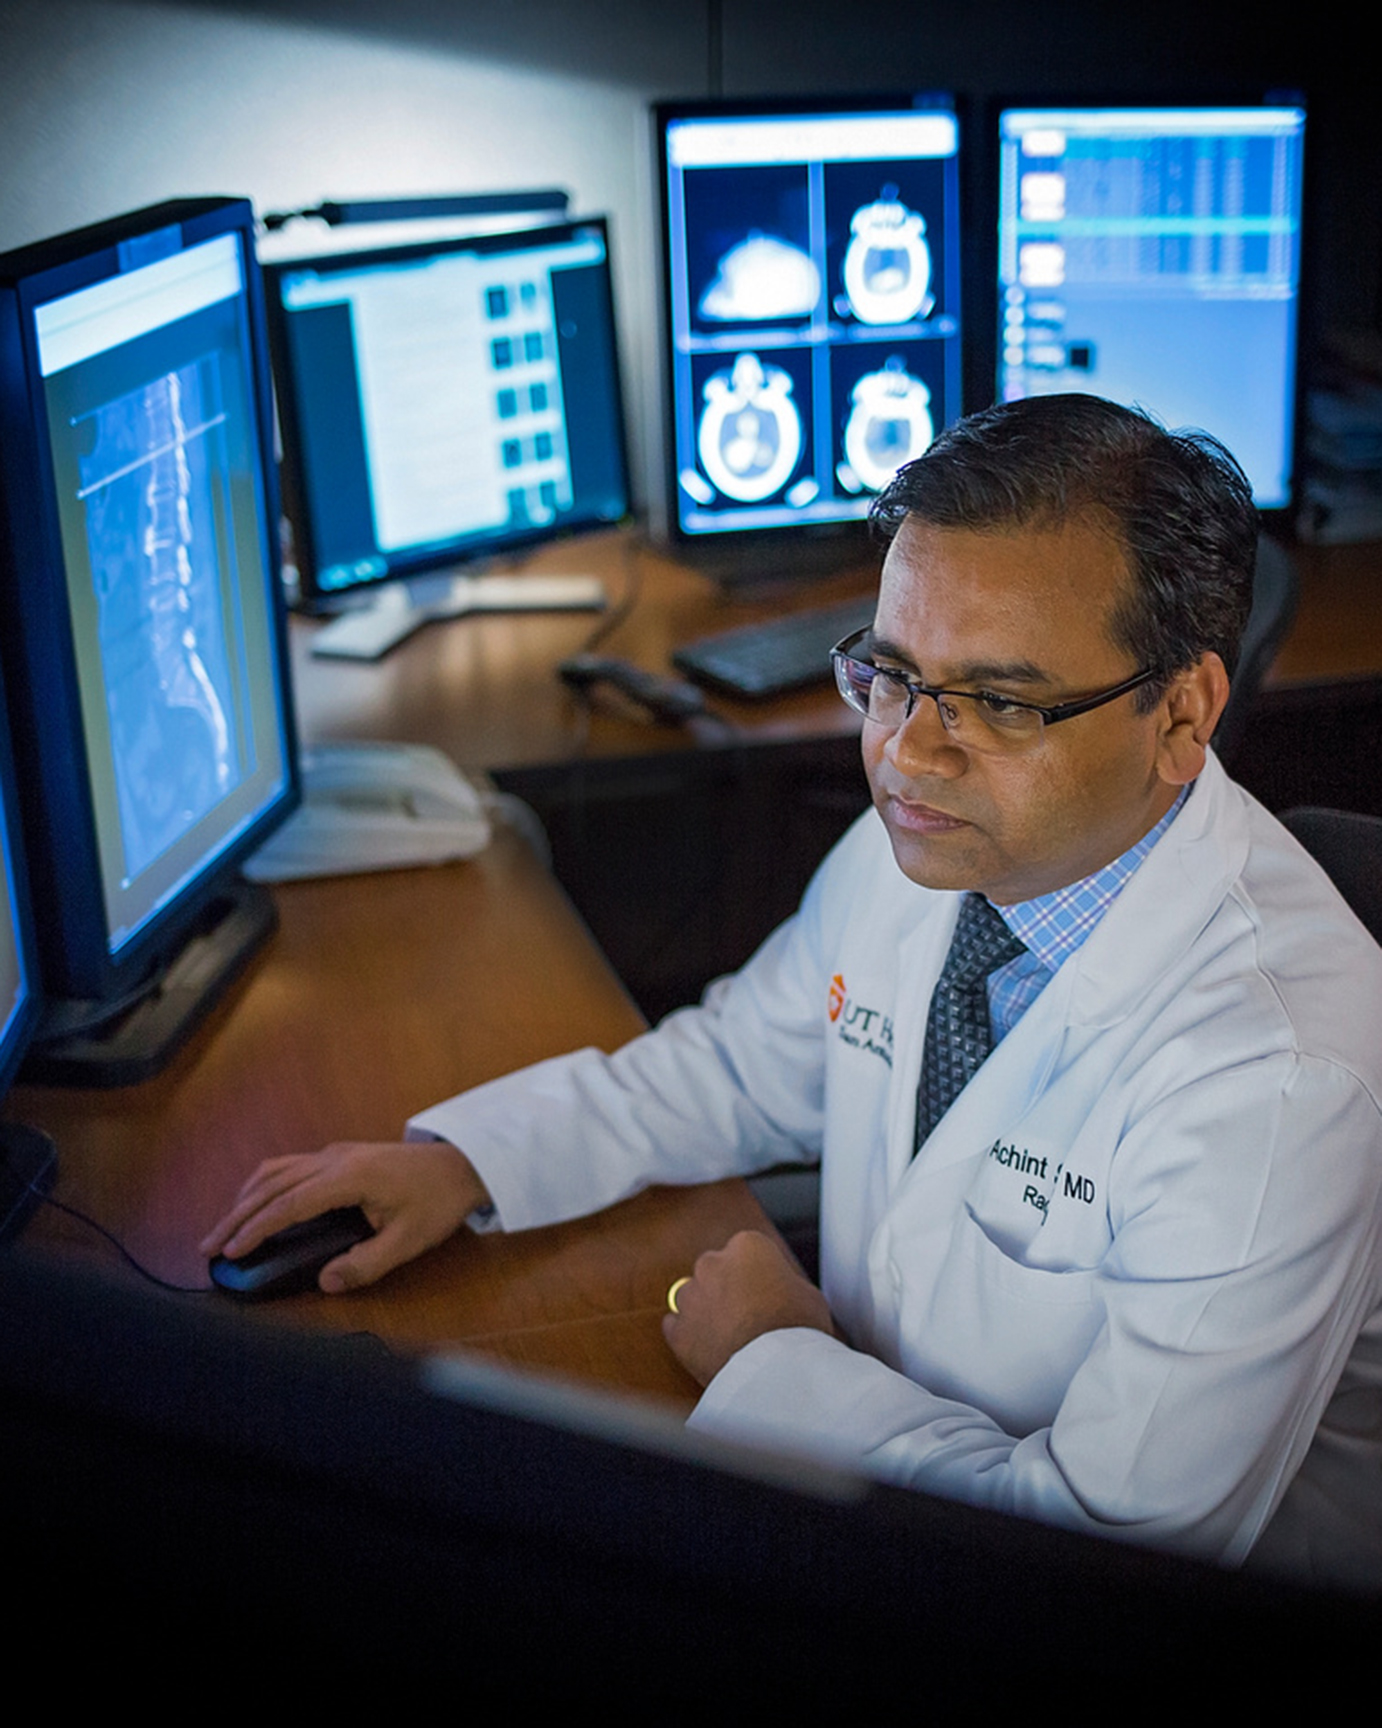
top-left (411, 752), bottom-right (1382, 1576)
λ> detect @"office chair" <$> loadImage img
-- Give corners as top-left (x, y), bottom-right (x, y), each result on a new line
top-left (1214, 535), bottom-right (1300, 766)
top-left (1279, 807), bottom-right (1382, 943)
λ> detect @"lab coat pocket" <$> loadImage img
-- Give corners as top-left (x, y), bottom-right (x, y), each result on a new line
top-left (905, 1208), bottom-right (1102, 1438)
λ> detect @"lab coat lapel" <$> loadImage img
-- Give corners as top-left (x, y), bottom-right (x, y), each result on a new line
top-left (902, 961), bottom-right (1073, 1180)
top-left (1062, 753), bottom-right (1248, 1032)
top-left (889, 756), bottom-right (1247, 1191)
top-left (886, 897), bottom-right (1071, 1198)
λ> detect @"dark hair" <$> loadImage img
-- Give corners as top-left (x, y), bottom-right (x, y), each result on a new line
top-left (869, 394), bottom-right (1258, 701)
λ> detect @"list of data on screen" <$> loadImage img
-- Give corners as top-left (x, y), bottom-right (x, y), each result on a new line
top-left (998, 106), bottom-right (1305, 506)
top-left (275, 227), bottom-right (619, 589)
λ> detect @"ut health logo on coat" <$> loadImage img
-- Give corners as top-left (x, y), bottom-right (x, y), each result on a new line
top-left (828, 973), bottom-right (893, 1066)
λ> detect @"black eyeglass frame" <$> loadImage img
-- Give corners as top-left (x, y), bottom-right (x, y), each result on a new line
top-left (830, 629), bottom-right (1163, 733)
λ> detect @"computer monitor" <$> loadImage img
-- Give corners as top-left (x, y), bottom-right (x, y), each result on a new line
top-left (264, 217), bottom-right (631, 654)
top-left (0, 655), bottom-right (54, 1235)
top-left (3, 1246), bottom-right (1374, 1703)
top-left (654, 94), bottom-right (965, 577)
top-left (0, 198), bottom-right (299, 1085)
top-left (995, 101), bottom-right (1306, 510)
top-left (0, 671), bottom-right (38, 1102)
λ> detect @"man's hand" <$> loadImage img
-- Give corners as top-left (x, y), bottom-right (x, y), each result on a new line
top-left (199, 1140), bottom-right (491, 1293)
top-left (662, 1229), bottom-right (836, 1387)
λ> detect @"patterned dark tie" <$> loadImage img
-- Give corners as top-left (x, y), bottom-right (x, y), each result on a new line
top-left (915, 892), bottom-right (1027, 1150)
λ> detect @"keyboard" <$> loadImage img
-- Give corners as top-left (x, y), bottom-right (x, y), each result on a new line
top-left (672, 597), bottom-right (875, 700)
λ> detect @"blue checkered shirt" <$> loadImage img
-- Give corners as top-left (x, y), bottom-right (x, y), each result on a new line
top-left (985, 786), bottom-right (1190, 1043)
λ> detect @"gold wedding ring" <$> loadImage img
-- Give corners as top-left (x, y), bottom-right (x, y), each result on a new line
top-left (666, 1275), bottom-right (691, 1314)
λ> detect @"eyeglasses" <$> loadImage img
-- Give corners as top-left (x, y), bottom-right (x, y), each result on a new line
top-left (830, 629), bottom-right (1161, 754)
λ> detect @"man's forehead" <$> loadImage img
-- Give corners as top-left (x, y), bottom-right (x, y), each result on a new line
top-left (882, 512), bottom-right (1133, 599)
top-left (875, 512), bottom-right (1136, 671)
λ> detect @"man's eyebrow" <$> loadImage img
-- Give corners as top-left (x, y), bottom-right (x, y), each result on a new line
top-left (866, 633), bottom-right (1052, 687)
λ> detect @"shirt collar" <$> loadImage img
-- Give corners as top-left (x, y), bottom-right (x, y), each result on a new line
top-left (996, 784), bottom-right (1192, 974)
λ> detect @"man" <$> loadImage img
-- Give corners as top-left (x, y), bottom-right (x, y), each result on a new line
top-left (206, 395), bottom-right (1382, 1582)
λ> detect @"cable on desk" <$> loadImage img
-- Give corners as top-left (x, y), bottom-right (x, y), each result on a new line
top-left (576, 527), bottom-right (644, 656)
top-left (27, 1191), bottom-right (396, 1358)
top-left (31, 1191), bottom-right (209, 1294)
top-left (556, 533), bottom-right (740, 753)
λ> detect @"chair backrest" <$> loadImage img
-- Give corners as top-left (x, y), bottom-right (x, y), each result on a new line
top-left (1214, 534), bottom-right (1300, 766)
top-left (1279, 806), bottom-right (1382, 943)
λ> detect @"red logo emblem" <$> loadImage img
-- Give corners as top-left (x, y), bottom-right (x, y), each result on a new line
top-left (828, 973), bottom-right (846, 1023)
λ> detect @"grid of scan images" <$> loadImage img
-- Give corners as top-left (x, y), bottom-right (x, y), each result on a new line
top-left (664, 108), bottom-right (963, 535)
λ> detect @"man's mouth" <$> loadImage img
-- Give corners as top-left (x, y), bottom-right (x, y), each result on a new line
top-left (882, 795), bottom-right (970, 836)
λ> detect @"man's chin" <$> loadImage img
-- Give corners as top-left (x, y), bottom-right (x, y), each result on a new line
top-left (881, 819), bottom-right (984, 894)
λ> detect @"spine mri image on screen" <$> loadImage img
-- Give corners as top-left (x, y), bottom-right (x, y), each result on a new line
top-left (661, 105), bottom-right (962, 538)
top-left (27, 225), bottom-right (292, 961)
top-left (76, 358), bottom-right (245, 881)
top-left (0, 201), bottom-right (297, 1079)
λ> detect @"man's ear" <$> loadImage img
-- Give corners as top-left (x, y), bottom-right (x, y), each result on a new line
top-left (1155, 652), bottom-right (1230, 787)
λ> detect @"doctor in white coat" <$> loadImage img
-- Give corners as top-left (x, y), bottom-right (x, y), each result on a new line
top-left (205, 395), bottom-right (1382, 1583)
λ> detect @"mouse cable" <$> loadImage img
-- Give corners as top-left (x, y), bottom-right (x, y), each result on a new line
top-left (25, 1189), bottom-right (398, 1357)
top-left (576, 527), bottom-right (643, 655)
top-left (29, 1189), bottom-right (208, 1295)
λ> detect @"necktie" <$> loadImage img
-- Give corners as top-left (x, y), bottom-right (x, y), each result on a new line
top-left (915, 892), bottom-right (1027, 1150)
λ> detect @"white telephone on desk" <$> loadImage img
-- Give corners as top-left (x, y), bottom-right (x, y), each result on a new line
top-left (244, 742), bottom-right (491, 883)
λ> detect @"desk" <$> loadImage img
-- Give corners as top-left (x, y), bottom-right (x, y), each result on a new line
top-left (14, 820), bottom-right (774, 1410)
top-left (287, 526), bottom-right (1382, 769)
top-left (9, 530), bottom-right (1381, 1689)
top-left (295, 527), bottom-right (1382, 1016)
top-left (16, 527), bottom-right (1382, 1395)
top-left (289, 530), bottom-right (881, 1018)
top-left (289, 528), bottom-right (875, 769)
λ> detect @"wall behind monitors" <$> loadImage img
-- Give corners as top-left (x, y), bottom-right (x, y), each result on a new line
top-left (996, 103), bottom-right (1306, 509)
top-left (265, 219), bottom-right (630, 609)
top-left (656, 96), bottom-right (964, 563)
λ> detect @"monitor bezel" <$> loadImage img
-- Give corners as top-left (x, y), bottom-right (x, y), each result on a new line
top-left (651, 89), bottom-right (969, 575)
top-left (983, 91), bottom-right (1309, 520)
top-left (0, 197), bottom-right (301, 1007)
top-left (262, 216), bottom-right (633, 611)
top-left (0, 655), bottom-right (41, 1100)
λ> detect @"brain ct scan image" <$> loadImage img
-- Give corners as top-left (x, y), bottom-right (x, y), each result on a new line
top-left (694, 351), bottom-right (806, 504)
top-left (662, 102), bottom-right (963, 536)
top-left (840, 190), bottom-right (932, 325)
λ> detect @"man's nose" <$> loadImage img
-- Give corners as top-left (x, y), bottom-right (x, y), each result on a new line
top-left (884, 693), bottom-right (966, 777)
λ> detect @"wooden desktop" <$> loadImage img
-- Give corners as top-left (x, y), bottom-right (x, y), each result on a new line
top-left (12, 815), bottom-right (771, 1411)
top-left (287, 527), bottom-right (877, 770)
top-left (287, 526), bottom-right (1382, 770)
top-left (9, 528), bottom-right (871, 1412)
top-left (7, 526), bottom-right (1381, 1704)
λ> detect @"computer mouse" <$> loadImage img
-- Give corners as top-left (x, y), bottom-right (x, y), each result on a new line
top-left (208, 1206), bottom-right (375, 1300)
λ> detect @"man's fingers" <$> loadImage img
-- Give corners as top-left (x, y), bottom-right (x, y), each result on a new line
top-left (202, 1175), bottom-right (339, 1259)
top-left (201, 1146), bottom-right (384, 1257)
top-left (318, 1242), bottom-right (385, 1294)
top-left (204, 1142), bottom-right (487, 1294)
top-left (317, 1213), bottom-right (440, 1293)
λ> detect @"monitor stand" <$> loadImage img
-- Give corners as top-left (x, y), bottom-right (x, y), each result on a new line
top-left (20, 880), bottom-right (278, 1088)
top-left (671, 525), bottom-right (874, 596)
top-left (310, 569), bottom-right (606, 662)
